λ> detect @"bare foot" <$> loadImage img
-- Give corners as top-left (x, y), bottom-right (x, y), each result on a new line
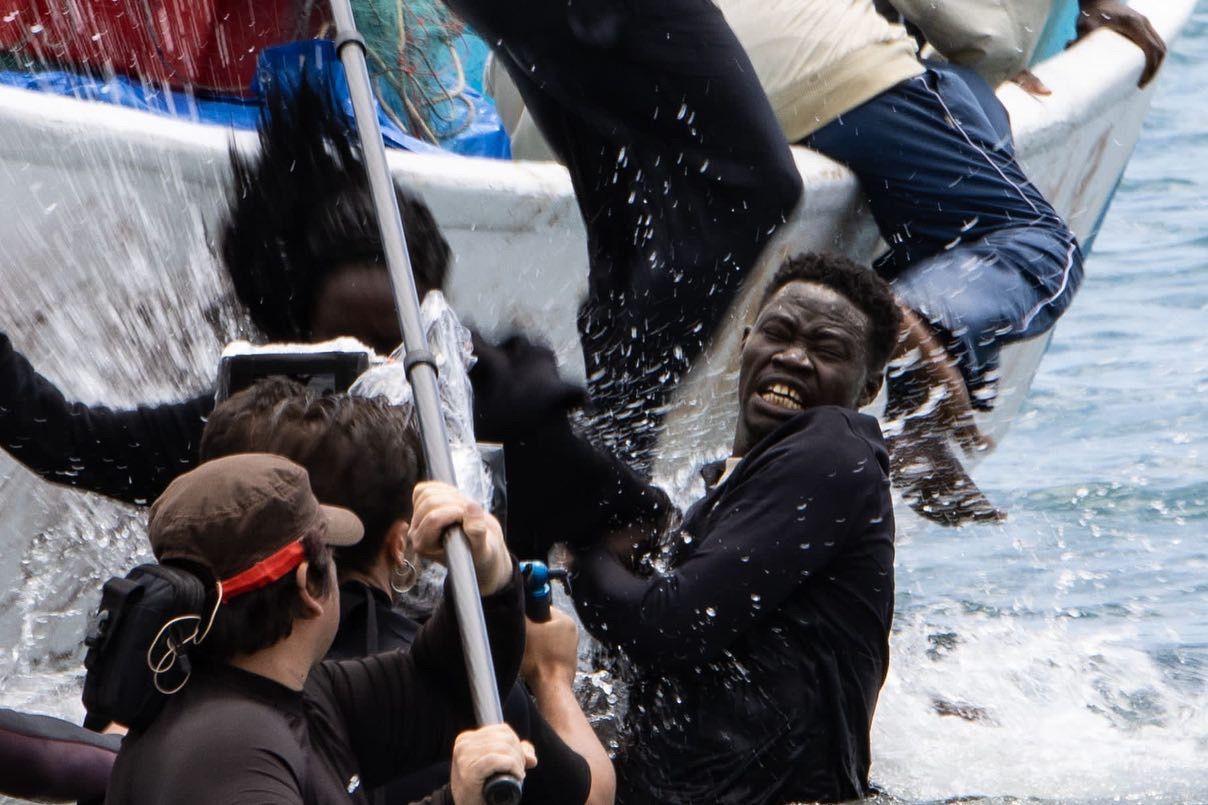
top-left (1009, 69), bottom-right (1052, 96)
top-left (889, 420), bottom-right (1005, 526)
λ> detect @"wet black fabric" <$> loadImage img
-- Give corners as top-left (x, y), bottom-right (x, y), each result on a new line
top-left (328, 581), bottom-right (591, 804)
top-left (0, 708), bottom-right (119, 802)
top-left (446, 0), bottom-right (802, 465)
top-left (572, 407), bottom-right (895, 804)
top-left (105, 572), bottom-right (524, 805)
top-left (0, 331), bottom-right (581, 521)
top-left (0, 333), bottom-right (210, 506)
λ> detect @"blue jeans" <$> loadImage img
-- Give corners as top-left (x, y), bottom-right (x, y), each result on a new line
top-left (806, 63), bottom-right (1083, 408)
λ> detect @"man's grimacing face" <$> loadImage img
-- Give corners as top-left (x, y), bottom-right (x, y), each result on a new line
top-left (734, 280), bottom-right (879, 454)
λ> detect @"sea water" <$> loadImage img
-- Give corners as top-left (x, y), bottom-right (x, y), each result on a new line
top-left (1, 8), bottom-right (1206, 805)
top-left (870, 8), bottom-right (1208, 801)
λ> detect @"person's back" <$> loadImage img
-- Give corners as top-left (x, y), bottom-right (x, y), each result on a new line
top-left (107, 665), bottom-right (309, 804)
top-left (711, 0), bottom-right (921, 141)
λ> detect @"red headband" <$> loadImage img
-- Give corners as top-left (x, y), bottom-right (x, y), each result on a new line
top-left (220, 541), bottom-right (306, 603)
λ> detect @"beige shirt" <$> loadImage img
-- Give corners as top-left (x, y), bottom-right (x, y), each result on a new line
top-left (711, 0), bottom-right (923, 141)
top-left (491, 0), bottom-right (925, 160)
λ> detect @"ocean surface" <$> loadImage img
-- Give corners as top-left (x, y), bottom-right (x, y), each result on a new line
top-left (0, 5), bottom-right (1205, 804)
top-left (872, 7), bottom-right (1208, 801)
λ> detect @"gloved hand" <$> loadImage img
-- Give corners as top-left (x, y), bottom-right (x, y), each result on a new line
top-left (469, 331), bottom-right (585, 443)
top-left (469, 332), bottom-right (670, 560)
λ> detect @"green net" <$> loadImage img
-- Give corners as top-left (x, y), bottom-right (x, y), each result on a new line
top-left (350, 0), bottom-right (479, 143)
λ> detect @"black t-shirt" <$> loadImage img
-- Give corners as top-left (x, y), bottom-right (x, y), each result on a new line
top-left (105, 572), bottom-right (525, 805)
top-left (572, 406), bottom-right (896, 804)
top-left (329, 581), bottom-right (591, 804)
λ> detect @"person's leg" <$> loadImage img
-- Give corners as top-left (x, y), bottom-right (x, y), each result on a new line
top-left (0, 708), bottom-right (119, 802)
top-left (446, 0), bottom-right (802, 465)
top-left (806, 63), bottom-right (1083, 523)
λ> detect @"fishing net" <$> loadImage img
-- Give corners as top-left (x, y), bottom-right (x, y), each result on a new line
top-left (345, 0), bottom-right (491, 146)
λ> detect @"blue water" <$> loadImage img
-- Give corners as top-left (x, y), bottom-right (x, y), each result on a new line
top-left (873, 6), bottom-right (1208, 800)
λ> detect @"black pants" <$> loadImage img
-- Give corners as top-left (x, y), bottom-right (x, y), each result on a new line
top-left (447, 0), bottom-right (802, 464)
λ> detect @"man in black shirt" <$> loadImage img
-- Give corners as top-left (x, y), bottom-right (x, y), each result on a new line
top-left (569, 254), bottom-right (901, 804)
top-left (105, 453), bottom-right (533, 805)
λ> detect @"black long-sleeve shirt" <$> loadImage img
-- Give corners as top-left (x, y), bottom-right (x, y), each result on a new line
top-left (329, 581), bottom-right (591, 804)
top-left (572, 407), bottom-right (896, 804)
top-left (105, 569), bottom-right (525, 805)
top-left (0, 333), bottom-right (210, 505)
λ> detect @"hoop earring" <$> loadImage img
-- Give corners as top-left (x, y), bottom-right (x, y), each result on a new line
top-left (390, 558), bottom-right (419, 595)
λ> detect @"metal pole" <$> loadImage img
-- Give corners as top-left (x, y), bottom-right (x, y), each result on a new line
top-left (326, 3), bottom-right (522, 803)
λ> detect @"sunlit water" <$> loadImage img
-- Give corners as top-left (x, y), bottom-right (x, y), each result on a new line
top-left (0, 7), bottom-right (1206, 804)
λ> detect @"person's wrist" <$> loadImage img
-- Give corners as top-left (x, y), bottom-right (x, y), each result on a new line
top-left (478, 548), bottom-right (514, 596)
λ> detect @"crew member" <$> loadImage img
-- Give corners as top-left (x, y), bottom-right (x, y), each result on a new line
top-left (198, 379), bottom-right (616, 805)
top-left (566, 254), bottom-right (899, 803)
top-left (105, 453), bottom-right (532, 804)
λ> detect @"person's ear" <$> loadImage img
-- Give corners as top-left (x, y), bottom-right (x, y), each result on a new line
top-left (857, 369), bottom-right (885, 408)
top-left (384, 519), bottom-right (410, 564)
top-left (295, 561), bottom-right (324, 619)
top-left (740, 325), bottom-right (752, 348)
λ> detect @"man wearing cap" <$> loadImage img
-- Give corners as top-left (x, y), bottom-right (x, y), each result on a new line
top-left (104, 453), bottom-right (533, 805)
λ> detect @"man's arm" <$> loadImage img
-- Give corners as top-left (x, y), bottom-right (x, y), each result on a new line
top-left (470, 332), bottom-right (672, 560)
top-left (0, 708), bottom-right (118, 803)
top-left (572, 415), bottom-right (883, 669)
top-left (520, 610), bottom-right (613, 805)
top-left (445, 0), bottom-right (802, 462)
top-left (0, 333), bottom-right (210, 505)
top-left (320, 482), bottom-right (529, 792)
top-left (1078, 0), bottom-right (1166, 86)
top-left (317, 568), bottom-right (525, 788)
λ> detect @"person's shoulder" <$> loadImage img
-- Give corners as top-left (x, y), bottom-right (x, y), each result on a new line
top-left (761, 406), bottom-right (887, 470)
top-left (166, 687), bottom-right (299, 751)
top-left (115, 691), bottom-right (305, 800)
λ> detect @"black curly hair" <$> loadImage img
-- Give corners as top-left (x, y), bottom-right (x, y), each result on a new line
top-left (757, 253), bottom-right (902, 375)
top-left (222, 79), bottom-right (451, 342)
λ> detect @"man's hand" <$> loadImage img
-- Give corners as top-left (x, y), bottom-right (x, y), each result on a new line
top-left (409, 481), bottom-right (513, 596)
top-left (449, 724), bottom-right (537, 805)
top-left (1009, 68), bottom-right (1052, 96)
top-left (521, 607), bottom-right (580, 688)
top-left (1077, 0), bottom-right (1167, 87)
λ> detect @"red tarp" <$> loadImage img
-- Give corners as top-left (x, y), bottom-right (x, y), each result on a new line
top-left (0, 0), bottom-right (322, 94)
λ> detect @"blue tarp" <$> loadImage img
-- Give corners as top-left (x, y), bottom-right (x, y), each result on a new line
top-left (1033, 0), bottom-right (1080, 65)
top-left (0, 39), bottom-right (510, 159)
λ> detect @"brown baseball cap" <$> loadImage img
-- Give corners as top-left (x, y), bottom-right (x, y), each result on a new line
top-left (149, 454), bottom-right (362, 590)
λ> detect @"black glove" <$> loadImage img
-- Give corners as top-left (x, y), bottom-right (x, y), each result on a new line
top-left (469, 331), bottom-right (586, 442)
top-left (467, 331), bottom-right (670, 559)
